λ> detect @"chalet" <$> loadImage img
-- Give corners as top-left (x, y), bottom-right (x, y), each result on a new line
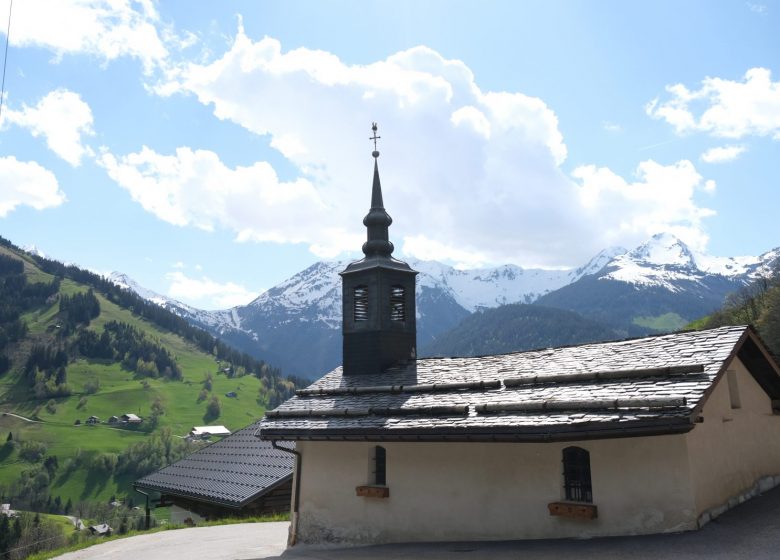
top-left (121, 413), bottom-right (142, 424)
top-left (257, 126), bottom-right (780, 545)
top-left (135, 422), bottom-right (293, 522)
top-left (108, 415), bottom-right (119, 424)
top-left (0, 503), bottom-right (17, 518)
top-left (85, 415), bottom-right (99, 425)
top-left (190, 426), bottom-right (231, 438)
top-left (89, 523), bottom-right (112, 536)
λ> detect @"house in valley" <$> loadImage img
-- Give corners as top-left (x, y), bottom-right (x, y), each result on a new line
top-left (121, 413), bottom-right (142, 424)
top-left (88, 524), bottom-right (112, 536)
top-left (135, 422), bottom-right (293, 522)
top-left (257, 126), bottom-right (780, 546)
top-left (190, 425), bottom-right (231, 438)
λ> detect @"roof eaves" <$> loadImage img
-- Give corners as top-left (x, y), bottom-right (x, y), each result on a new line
top-left (259, 417), bottom-right (694, 443)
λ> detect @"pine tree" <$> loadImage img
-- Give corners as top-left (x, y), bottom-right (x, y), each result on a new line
top-left (5, 431), bottom-right (11, 442)
top-left (0, 515), bottom-right (9, 555)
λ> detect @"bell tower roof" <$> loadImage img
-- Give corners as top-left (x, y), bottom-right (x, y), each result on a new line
top-left (342, 123), bottom-right (415, 275)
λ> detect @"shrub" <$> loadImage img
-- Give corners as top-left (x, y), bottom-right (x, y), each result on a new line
top-left (19, 441), bottom-right (47, 462)
top-left (83, 378), bottom-right (100, 394)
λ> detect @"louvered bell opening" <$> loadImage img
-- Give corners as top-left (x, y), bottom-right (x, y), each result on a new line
top-left (390, 285), bottom-right (405, 322)
top-left (354, 286), bottom-right (369, 322)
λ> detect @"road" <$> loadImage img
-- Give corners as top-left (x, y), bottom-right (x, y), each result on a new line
top-left (55, 484), bottom-right (780, 560)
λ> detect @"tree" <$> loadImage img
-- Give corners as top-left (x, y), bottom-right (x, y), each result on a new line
top-left (758, 285), bottom-right (780, 355)
top-left (43, 455), bottom-right (59, 477)
top-left (6, 431), bottom-right (11, 442)
top-left (0, 514), bottom-right (9, 556)
top-left (205, 395), bottom-right (221, 420)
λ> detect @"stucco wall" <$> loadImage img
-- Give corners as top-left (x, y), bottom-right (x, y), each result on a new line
top-left (686, 357), bottom-right (780, 518)
top-left (295, 434), bottom-right (697, 544)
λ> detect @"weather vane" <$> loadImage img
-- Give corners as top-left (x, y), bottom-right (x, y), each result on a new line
top-left (370, 122), bottom-right (381, 158)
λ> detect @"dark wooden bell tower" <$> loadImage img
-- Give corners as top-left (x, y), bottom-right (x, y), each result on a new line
top-left (340, 124), bottom-right (417, 376)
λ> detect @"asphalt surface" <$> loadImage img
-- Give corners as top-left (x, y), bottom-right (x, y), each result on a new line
top-left (55, 485), bottom-right (780, 559)
top-left (52, 523), bottom-right (288, 560)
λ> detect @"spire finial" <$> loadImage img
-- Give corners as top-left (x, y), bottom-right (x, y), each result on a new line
top-left (370, 122), bottom-right (381, 158)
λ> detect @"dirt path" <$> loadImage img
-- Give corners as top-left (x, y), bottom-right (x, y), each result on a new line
top-left (1, 411), bottom-right (41, 423)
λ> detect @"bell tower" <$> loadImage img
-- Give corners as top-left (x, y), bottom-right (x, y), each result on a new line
top-left (340, 123), bottom-right (418, 376)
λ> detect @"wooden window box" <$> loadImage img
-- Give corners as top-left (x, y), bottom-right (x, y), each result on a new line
top-left (356, 485), bottom-right (389, 498)
top-left (548, 501), bottom-right (598, 519)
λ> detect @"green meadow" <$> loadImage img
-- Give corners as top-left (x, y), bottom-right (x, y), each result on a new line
top-left (0, 253), bottom-right (270, 505)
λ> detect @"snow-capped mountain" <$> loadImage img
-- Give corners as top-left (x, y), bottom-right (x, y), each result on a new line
top-left (108, 272), bottom-right (241, 332)
top-left (537, 233), bottom-right (779, 332)
top-left (600, 233), bottom-right (770, 291)
top-left (114, 234), bottom-right (779, 378)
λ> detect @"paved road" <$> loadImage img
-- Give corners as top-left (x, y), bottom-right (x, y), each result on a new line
top-left (52, 523), bottom-right (289, 560)
top-left (55, 485), bottom-right (780, 559)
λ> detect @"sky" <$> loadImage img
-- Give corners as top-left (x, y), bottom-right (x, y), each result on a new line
top-left (0, 0), bottom-right (778, 310)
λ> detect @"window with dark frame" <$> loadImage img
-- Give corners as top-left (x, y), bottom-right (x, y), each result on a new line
top-left (373, 445), bottom-right (386, 486)
top-left (562, 446), bottom-right (592, 503)
top-left (390, 285), bottom-right (405, 322)
top-left (354, 285), bottom-right (369, 321)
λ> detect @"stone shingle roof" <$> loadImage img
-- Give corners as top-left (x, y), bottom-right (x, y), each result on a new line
top-left (135, 422), bottom-right (294, 508)
top-left (258, 325), bottom-right (780, 442)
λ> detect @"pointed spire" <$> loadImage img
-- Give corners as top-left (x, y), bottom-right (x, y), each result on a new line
top-left (362, 123), bottom-right (394, 258)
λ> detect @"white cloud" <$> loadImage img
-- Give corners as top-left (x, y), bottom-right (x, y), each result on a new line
top-left (0, 0), bottom-right (177, 72)
top-left (647, 68), bottom-right (780, 140)
top-left (3, 89), bottom-right (94, 166)
top-left (120, 29), bottom-right (718, 268)
top-left (700, 145), bottom-right (747, 164)
top-left (571, 159), bottom-right (715, 252)
top-left (602, 121), bottom-right (622, 133)
top-left (0, 156), bottom-right (66, 216)
top-left (747, 3), bottom-right (768, 14)
top-left (97, 145), bottom-right (359, 257)
top-left (165, 271), bottom-right (257, 309)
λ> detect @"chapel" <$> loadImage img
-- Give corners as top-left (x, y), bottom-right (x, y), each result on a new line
top-left (257, 125), bottom-right (780, 545)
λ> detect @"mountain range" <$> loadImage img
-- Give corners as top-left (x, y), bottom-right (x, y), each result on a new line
top-left (111, 233), bottom-right (780, 378)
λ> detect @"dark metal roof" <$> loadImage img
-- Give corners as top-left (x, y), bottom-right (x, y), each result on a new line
top-left (258, 325), bottom-right (780, 442)
top-left (135, 422), bottom-right (294, 508)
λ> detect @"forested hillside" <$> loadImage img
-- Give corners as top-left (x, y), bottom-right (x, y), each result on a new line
top-left (690, 265), bottom-right (780, 356)
top-left (423, 303), bottom-right (619, 357)
top-left (0, 237), bottom-right (299, 527)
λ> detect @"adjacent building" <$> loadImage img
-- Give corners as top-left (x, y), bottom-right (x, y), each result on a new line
top-left (135, 422), bottom-right (293, 521)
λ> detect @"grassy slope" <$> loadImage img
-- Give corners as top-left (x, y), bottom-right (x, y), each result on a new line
top-left (632, 312), bottom-right (688, 332)
top-left (0, 254), bottom-right (268, 505)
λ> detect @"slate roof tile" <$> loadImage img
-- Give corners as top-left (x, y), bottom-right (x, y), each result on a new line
top-left (135, 422), bottom-right (294, 508)
top-left (259, 326), bottom-right (760, 441)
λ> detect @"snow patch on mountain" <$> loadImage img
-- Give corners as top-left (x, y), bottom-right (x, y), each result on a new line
top-left (21, 245), bottom-right (47, 258)
top-left (599, 233), bottom-right (770, 291)
top-left (108, 272), bottom-right (241, 330)
top-left (569, 246), bottom-right (627, 282)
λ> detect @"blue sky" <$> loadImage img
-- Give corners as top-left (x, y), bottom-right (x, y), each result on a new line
top-left (0, 0), bottom-right (778, 309)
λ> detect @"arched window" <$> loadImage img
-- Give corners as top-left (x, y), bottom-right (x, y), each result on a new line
top-left (390, 285), bottom-right (405, 322)
top-left (354, 285), bottom-right (368, 321)
top-left (562, 446), bottom-right (592, 503)
top-left (373, 445), bottom-right (386, 486)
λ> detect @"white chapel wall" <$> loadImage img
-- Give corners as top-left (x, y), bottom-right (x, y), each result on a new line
top-left (295, 434), bottom-right (696, 544)
top-left (686, 356), bottom-right (780, 518)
